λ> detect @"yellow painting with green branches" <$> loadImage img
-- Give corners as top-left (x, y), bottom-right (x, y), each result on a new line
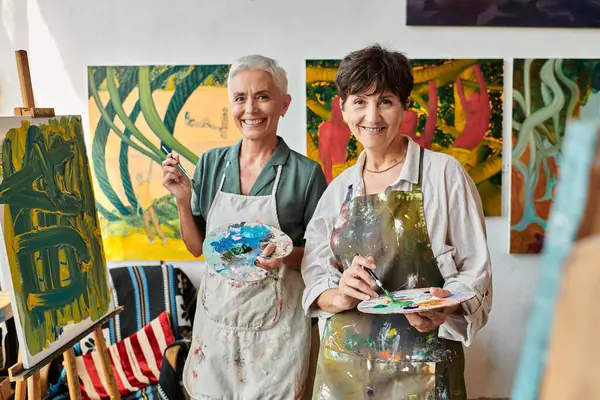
top-left (306, 59), bottom-right (504, 216)
top-left (88, 65), bottom-right (238, 260)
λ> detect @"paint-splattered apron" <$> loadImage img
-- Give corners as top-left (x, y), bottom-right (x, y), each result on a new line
top-left (183, 163), bottom-right (310, 399)
top-left (313, 148), bottom-right (466, 400)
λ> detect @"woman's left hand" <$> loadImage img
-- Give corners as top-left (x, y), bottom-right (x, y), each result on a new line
top-left (255, 243), bottom-right (284, 271)
top-left (405, 287), bottom-right (460, 333)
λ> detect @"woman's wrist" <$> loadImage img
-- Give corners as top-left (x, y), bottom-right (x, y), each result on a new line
top-left (176, 196), bottom-right (192, 209)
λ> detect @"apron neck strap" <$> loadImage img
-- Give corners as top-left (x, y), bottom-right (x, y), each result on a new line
top-left (271, 165), bottom-right (283, 196)
top-left (413, 146), bottom-right (425, 191)
top-left (218, 163), bottom-right (282, 196)
top-left (217, 161), bottom-right (230, 192)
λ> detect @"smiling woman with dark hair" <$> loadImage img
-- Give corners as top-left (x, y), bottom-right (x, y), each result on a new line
top-left (162, 54), bottom-right (327, 399)
top-left (301, 44), bottom-right (493, 399)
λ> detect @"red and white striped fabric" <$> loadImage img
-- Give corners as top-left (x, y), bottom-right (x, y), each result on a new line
top-left (76, 311), bottom-right (175, 399)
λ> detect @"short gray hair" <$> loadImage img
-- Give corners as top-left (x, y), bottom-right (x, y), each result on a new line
top-left (227, 55), bottom-right (288, 94)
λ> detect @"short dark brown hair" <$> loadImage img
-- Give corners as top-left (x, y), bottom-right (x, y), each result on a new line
top-left (336, 44), bottom-right (414, 109)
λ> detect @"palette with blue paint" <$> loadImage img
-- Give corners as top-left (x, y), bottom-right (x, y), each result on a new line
top-left (203, 222), bottom-right (293, 281)
top-left (358, 288), bottom-right (475, 314)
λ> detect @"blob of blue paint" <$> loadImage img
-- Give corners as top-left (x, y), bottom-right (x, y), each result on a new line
top-left (210, 223), bottom-right (273, 258)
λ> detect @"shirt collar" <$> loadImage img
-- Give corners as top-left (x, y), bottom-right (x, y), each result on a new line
top-left (225, 135), bottom-right (290, 166)
top-left (352, 135), bottom-right (421, 194)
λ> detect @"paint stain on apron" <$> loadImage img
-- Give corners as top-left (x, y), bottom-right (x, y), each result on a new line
top-left (313, 148), bottom-right (466, 400)
top-left (183, 164), bottom-right (310, 399)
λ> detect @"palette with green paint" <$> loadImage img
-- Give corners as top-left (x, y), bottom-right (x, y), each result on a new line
top-left (357, 288), bottom-right (475, 315)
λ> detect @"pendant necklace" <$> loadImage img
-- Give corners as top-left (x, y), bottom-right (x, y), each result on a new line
top-left (365, 152), bottom-right (407, 174)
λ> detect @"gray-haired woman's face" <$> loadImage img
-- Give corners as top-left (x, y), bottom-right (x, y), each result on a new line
top-left (228, 70), bottom-right (291, 141)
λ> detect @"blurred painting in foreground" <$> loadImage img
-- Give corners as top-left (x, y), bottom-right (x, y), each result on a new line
top-left (88, 65), bottom-right (237, 260)
top-left (306, 59), bottom-right (504, 216)
top-left (407, 0), bottom-right (600, 28)
top-left (0, 116), bottom-right (113, 368)
top-left (510, 59), bottom-right (600, 254)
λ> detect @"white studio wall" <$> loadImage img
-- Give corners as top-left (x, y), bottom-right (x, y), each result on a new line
top-left (2, 0), bottom-right (599, 397)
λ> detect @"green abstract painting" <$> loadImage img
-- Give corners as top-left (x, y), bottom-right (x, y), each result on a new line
top-left (0, 116), bottom-right (114, 369)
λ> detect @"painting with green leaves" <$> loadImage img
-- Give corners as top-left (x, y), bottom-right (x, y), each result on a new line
top-left (87, 65), bottom-right (235, 260)
top-left (306, 59), bottom-right (504, 216)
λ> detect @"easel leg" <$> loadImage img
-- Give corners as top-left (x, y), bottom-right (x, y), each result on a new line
top-left (26, 372), bottom-right (40, 399)
top-left (14, 352), bottom-right (26, 400)
top-left (39, 365), bottom-right (49, 399)
top-left (15, 379), bottom-right (26, 400)
top-left (63, 348), bottom-right (82, 400)
top-left (93, 327), bottom-right (120, 400)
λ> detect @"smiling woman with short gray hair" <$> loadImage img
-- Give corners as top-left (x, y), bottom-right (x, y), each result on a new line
top-left (162, 54), bottom-right (327, 398)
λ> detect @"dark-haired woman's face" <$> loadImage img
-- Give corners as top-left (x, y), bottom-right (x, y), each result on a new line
top-left (340, 91), bottom-right (405, 152)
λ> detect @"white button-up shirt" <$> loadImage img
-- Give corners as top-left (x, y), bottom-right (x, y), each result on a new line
top-left (301, 136), bottom-right (492, 346)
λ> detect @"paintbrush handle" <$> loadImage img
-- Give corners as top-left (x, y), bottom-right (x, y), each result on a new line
top-left (176, 163), bottom-right (193, 181)
top-left (161, 146), bottom-right (194, 182)
top-left (365, 268), bottom-right (384, 290)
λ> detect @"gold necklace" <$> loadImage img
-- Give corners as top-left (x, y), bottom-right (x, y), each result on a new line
top-left (364, 152), bottom-right (407, 174)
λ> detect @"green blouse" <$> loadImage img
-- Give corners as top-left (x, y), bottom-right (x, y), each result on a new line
top-left (191, 137), bottom-right (328, 247)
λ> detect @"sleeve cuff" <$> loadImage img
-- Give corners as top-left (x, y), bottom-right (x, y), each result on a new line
top-left (439, 280), bottom-right (489, 346)
top-left (443, 279), bottom-right (483, 317)
top-left (302, 276), bottom-right (341, 319)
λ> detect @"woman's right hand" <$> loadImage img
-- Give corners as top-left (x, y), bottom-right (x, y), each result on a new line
top-left (333, 255), bottom-right (379, 311)
top-left (162, 152), bottom-right (192, 202)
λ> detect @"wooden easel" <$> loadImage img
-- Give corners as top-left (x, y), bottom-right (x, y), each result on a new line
top-left (6, 50), bottom-right (123, 400)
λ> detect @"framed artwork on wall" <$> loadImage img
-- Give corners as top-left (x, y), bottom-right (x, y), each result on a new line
top-left (407, 0), bottom-right (600, 28)
top-left (306, 58), bottom-right (504, 216)
top-left (87, 65), bottom-right (235, 260)
top-left (510, 58), bottom-right (600, 253)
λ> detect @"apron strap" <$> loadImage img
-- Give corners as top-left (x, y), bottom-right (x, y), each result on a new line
top-left (217, 161), bottom-right (230, 192)
top-left (417, 146), bottom-right (425, 187)
top-left (271, 165), bottom-right (283, 196)
top-left (345, 184), bottom-right (355, 202)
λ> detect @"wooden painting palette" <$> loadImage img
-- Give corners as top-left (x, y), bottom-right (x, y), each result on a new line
top-left (203, 222), bottom-right (293, 282)
top-left (358, 288), bottom-right (475, 314)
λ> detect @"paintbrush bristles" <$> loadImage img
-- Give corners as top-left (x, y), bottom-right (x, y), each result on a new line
top-left (365, 268), bottom-right (396, 302)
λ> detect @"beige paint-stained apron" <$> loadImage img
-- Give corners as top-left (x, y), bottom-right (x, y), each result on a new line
top-left (313, 148), bottom-right (466, 400)
top-left (183, 164), bottom-right (311, 399)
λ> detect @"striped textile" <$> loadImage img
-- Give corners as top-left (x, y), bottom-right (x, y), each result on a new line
top-left (109, 264), bottom-right (184, 343)
top-left (78, 264), bottom-right (195, 355)
top-left (76, 312), bottom-right (175, 400)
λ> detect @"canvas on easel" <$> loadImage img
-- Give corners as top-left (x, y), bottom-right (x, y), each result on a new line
top-left (0, 115), bottom-right (115, 370)
top-left (511, 119), bottom-right (600, 399)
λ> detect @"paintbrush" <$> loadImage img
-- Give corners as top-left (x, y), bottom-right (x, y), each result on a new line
top-left (161, 145), bottom-right (195, 185)
top-left (357, 254), bottom-right (396, 303)
top-left (366, 268), bottom-right (396, 303)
